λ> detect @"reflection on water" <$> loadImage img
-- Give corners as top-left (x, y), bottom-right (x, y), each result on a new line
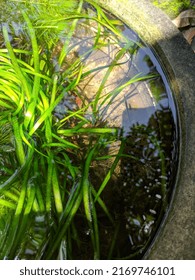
top-left (117, 106), bottom-right (178, 258)
top-left (122, 107), bottom-right (156, 133)
top-left (64, 104), bottom-right (178, 260)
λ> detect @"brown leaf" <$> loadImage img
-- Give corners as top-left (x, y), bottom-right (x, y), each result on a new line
top-left (182, 27), bottom-right (195, 44)
top-left (172, 9), bottom-right (195, 28)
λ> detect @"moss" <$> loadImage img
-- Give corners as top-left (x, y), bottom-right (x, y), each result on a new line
top-left (152, 0), bottom-right (191, 18)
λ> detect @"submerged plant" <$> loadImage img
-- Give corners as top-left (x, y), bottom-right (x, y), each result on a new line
top-left (0, 0), bottom-right (173, 259)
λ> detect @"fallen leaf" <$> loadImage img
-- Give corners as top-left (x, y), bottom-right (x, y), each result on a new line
top-left (172, 9), bottom-right (195, 28)
top-left (182, 27), bottom-right (195, 44)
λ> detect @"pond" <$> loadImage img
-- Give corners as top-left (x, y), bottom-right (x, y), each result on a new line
top-left (0, 0), bottom-right (179, 259)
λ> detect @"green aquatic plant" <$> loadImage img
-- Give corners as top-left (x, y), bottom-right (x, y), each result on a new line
top-left (0, 0), bottom-right (167, 259)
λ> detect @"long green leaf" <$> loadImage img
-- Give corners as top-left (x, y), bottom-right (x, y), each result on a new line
top-left (2, 25), bottom-right (31, 101)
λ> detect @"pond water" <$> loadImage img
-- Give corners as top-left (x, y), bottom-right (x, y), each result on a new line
top-left (0, 0), bottom-right (179, 259)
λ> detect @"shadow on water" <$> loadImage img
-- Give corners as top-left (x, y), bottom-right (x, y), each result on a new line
top-left (111, 104), bottom-right (178, 258)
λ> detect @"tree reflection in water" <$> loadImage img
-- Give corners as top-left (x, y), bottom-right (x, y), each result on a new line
top-left (113, 104), bottom-right (178, 258)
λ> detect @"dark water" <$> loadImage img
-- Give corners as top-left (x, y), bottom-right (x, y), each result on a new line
top-left (51, 29), bottom-right (179, 259)
top-left (0, 1), bottom-right (179, 259)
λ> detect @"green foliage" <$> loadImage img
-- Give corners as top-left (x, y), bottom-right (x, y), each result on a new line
top-left (152, 0), bottom-right (191, 18)
top-left (0, 0), bottom-right (162, 260)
